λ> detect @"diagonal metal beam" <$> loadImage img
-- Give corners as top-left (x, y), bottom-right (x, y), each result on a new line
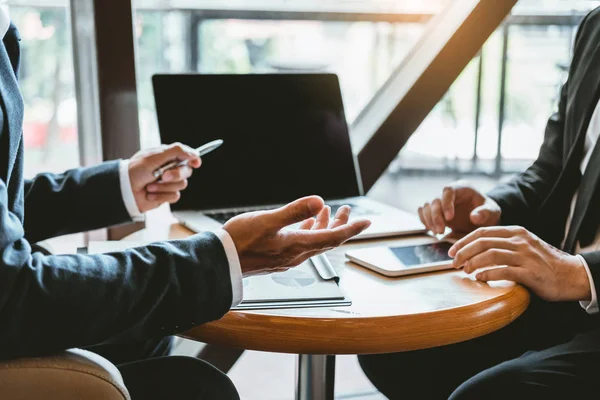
top-left (353, 0), bottom-right (518, 193)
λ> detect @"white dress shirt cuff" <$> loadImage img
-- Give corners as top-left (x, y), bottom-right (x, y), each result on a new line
top-left (216, 229), bottom-right (243, 307)
top-left (118, 160), bottom-right (145, 222)
top-left (578, 254), bottom-right (599, 314)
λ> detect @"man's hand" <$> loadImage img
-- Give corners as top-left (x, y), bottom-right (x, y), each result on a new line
top-left (418, 181), bottom-right (502, 235)
top-left (128, 143), bottom-right (202, 213)
top-left (223, 196), bottom-right (371, 277)
top-left (449, 226), bottom-right (591, 302)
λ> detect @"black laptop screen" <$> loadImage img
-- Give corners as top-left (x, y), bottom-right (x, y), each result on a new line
top-left (152, 74), bottom-right (361, 211)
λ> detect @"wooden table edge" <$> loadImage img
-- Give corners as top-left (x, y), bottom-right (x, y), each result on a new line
top-left (182, 284), bottom-right (530, 355)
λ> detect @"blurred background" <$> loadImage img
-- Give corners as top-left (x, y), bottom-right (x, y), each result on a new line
top-left (13, 0), bottom-right (597, 180)
top-left (8, 0), bottom-right (600, 398)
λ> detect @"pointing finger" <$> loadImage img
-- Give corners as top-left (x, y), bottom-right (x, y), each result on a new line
top-left (441, 186), bottom-right (456, 221)
top-left (421, 203), bottom-right (435, 233)
top-left (431, 199), bottom-right (445, 234)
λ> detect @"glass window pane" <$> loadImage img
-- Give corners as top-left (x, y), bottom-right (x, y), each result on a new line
top-left (136, 0), bottom-right (451, 14)
top-left (397, 57), bottom-right (479, 171)
top-left (196, 19), bottom-right (424, 122)
top-left (502, 24), bottom-right (573, 161)
top-left (514, 0), bottom-right (600, 13)
top-left (8, 5), bottom-right (78, 177)
top-left (395, 3), bottom-right (599, 176)
top-left (133, 1), bottom-right (453, 150)
top-left (7, 3), bottom-right (81, 248)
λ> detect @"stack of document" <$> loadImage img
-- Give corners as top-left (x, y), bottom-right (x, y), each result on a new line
top-left (85, 241), bottom-right (350, 310)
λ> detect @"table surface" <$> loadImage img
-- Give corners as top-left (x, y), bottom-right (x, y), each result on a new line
top-left (125, 213), bottom-right (530, 355)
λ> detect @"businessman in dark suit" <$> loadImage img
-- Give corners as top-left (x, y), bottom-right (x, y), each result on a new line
top-left (359, 6), bottom-right (600, 400)
top-left (0, 13), bottom-right (371, 400)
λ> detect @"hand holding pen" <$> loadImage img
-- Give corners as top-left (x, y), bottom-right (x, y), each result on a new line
top-left (153, 140), bottom-right (223, 181)
top-left (126, 140), bottom-right (223, 213)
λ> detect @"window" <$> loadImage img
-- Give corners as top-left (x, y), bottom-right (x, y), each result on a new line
top-left (133, 0), bottom-right (452, 149)
top-left (6, 1), bottom-right (81, 249)
top-left (195, 19), bottom-right (424, 123)
top-left (502, 24), bottom-right (573, 161)
top-left (514, 0), bottom-right (600, 13)
top-left (397, 1), bottom-right (595, 176)
top-left (7, 3), bottom-right (78, 177)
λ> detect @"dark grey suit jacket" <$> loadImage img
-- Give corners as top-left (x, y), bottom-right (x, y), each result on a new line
top-left (0, 23), bottom-right (232, 358)
top-left (487, 7), bottom-right (600, 289)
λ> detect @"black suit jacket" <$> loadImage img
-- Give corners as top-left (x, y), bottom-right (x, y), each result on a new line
top-left (488, 8), bottom-right (600, 290)
top-left (0, 24), bottom-right (233, 358)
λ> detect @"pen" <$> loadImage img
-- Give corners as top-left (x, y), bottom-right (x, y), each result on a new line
top-left (153, 139), bottom-right (224, 180)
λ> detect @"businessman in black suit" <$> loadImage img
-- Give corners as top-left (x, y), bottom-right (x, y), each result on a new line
top-left (0, 15), bottom-right (371, 400)
top-left (359, 6), bottom-right (600, 400)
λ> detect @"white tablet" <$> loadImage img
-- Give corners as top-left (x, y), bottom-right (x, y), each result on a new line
top-left (345, 241), bottom-right (455, 277)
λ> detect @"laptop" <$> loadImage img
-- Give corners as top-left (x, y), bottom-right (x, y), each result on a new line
top-left (152, 73), bottom-right (425, 240)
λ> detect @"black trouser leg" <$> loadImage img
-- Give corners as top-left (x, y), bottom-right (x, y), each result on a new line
top-left (359, 320), bottom-right (530, 400)
top-left (359, 298), bottom-right (594, 400)
top-left (450, 327), bottom-right (600, 400)
top-left (88, 338), bottom-right (239, 398)
top-left (86, 336), bottom-right (174, 365)
top-left (118, 356), bottom-right (240, 400)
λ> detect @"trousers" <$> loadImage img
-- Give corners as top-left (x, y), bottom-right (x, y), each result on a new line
top-left (359, 297), bottom-right (600, 399)
top-left (89, 337), bottom-right (239, 400)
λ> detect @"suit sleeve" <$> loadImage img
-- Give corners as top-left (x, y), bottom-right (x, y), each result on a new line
top-left (23, 160), bottom-right (132, 243)
top-left (486, 14), bottom-right (591, 228)
top-left (0, 177), bottom-right (233, 359)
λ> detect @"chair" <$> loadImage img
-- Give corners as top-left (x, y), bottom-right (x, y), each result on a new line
top-left (0, 348), bottom-right (129, 399)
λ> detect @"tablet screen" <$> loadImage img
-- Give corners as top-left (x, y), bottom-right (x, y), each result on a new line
top-left (390, 242), bottom-right (453, 267)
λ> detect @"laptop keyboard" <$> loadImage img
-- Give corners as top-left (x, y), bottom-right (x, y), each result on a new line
top-left (207, 211), bottom-right (244, 224)
top-left (205, 202), bottom-right (376, 224)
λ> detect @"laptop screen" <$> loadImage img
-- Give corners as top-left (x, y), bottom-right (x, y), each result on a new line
top-left (153, 74), bottom-right (361, 211)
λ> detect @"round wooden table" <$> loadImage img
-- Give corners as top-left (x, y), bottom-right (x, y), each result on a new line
top-left (126, 216), bottom-right (530, 400)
